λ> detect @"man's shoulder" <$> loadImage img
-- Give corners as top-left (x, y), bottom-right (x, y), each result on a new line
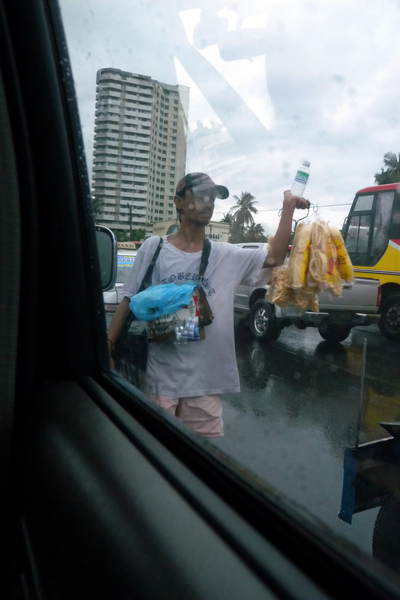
top-left (141, 235), bottom-right (163, 253)
top-left (210, 241), bottom-right (236, 254)
top-left (208, 241), bottom-right (231, 262)
top-left (143, 235), bottom-right (162, 245)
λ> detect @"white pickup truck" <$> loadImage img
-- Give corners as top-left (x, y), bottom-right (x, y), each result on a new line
top-left (234, 243), bottom-right (381, 343)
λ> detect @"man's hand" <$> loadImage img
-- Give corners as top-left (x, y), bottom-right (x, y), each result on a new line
top-left (263, 191), bottom-right (311, 268)
top-left (283, 190), bottom-right (310, 211)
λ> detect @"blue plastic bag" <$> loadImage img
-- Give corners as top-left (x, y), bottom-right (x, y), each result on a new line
top-left (129, 282), bottom-right (197, 321)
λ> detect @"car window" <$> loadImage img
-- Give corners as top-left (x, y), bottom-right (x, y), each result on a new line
top-left (59, 0), bottom-right (400, 586)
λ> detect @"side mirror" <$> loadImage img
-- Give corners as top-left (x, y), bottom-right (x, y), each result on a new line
top-left (95, 225), bottom-right (117, 291)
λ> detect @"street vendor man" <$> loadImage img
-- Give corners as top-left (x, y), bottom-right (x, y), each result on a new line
top-left (107, 172), bottom-right (309, 437)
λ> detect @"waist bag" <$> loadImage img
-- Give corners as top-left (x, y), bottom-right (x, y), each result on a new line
top-left (132, 238), bottom-right (213, 343)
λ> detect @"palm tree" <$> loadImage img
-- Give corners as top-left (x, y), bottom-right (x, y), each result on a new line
top-left (220, 212), bottom-right (238, 243)
top-left (374, 152), bottom-right (400, 184)
top-left (230, 191), bottom-right (259, 235)
top-left (220, 213), bottom-right (234, 225)
top-left (244, 223), bottom-right (267, 242)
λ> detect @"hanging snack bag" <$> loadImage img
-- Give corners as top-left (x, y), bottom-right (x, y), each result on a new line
top-left (329, 226), bottom-right (354, 283)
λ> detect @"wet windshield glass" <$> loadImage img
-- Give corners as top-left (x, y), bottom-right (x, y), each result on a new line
top-left (59, 0), bottom-right (400, 584)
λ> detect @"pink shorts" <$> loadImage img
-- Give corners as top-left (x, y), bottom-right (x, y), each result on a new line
top-left (149, 394), bottom-right (223, 437)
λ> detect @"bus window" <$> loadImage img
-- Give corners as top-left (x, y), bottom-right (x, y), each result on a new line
top-left (371, 191), bottom-right (394, 264)
top-left (389, 190), bottom-right (400, 239)
top-left (353, 194), bottom-right (374, 212)
top-left (345, 214), bottom-right (371, 264)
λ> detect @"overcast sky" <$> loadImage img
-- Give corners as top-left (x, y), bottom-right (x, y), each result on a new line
top-left (59, 0), bottom-right (400, 234)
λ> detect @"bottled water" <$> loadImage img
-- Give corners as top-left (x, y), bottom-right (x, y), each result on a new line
top-left (290, 160), bottom-right (311, 197)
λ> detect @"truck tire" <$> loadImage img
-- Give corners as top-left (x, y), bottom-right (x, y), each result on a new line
top-left (250, 299), bottom-right (281, 342)
top-left (378, 292), bottom-right (400, 341)
top-left (372, 491), bottom-right (400, 575)
top-left (318, 321), bottom-right (351, 343)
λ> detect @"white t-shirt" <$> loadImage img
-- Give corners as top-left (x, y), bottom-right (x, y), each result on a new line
top-left (120, 236), bottom-right (271, 397)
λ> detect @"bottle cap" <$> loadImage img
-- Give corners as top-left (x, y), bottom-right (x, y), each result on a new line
top-left (302, 160), bottom-right (311, 167)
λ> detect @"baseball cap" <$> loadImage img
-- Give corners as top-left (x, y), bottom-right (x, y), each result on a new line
top-left (175, 172), bottom-right (229, 199)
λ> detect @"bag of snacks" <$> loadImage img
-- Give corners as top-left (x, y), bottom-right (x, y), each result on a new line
top-left (267, 220), bottom-right (354, 312)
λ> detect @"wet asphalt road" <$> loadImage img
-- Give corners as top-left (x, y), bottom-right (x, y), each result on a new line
top-left (211, 319), bottom-right (400, 558)
top-left (113, 315), bottom-right (400, 562)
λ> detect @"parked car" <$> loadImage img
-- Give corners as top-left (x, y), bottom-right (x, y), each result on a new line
top-left (234, 243), bottom-right (381, 343)
top-left (103, 246), bottom-right (137, 318)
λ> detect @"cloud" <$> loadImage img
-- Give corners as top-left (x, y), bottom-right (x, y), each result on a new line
top-left (59, 0), bottom-right (400, 233)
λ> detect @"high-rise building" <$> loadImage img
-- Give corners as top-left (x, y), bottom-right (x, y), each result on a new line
top-left (92, 68), bottom-right (189, 235)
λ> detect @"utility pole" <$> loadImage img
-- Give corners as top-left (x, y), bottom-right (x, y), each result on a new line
top-left (129, 205), bottom-right (132, 240)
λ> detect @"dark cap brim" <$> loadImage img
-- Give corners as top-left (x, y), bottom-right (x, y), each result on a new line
top-left (192, 183), bottom-right (229, 199)
top-left (215, 185), bottom-right (229, 199)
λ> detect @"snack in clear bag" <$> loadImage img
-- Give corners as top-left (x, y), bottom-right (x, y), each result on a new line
top-left (266, 264), bottom-right (290, 307)
top-left (287, 222), bottom-right (312, 289)
top-left (267, 217), bottom-right (354, 312)
top-left (324, 231), bottom-right (342, 296)
top-left (329, 225), bottom-right (354, 283)
top-left (307, 221), bottom-right (329, 290)
top-left (267, 263), bottom-right (319, 312)
top-left (174, 318), bottom-right (200, 344)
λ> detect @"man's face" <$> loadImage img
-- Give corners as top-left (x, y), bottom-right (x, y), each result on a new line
top-left (176, 188), bottom-right (216, 225)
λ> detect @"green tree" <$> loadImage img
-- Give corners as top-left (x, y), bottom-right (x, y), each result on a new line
top-left (220, 212), bottom-right (234, 225)
top-left (219, 212), bottom-right (238, 243)
top-left (374, 152), bottom-right (400, 184)
top-left (227, 191), bottom-right (260, 243)
top-left (230, 191), bottom-right (259, 235)
top-left (112, 228), bottom-right (146, 243)
top-left (113, 230), bottom-right (130, 242)
top-left (228, 221), bottom-right (243, 244)
top-left (129, 228), bottom-right (146, 241)
top-left (244, 223), bottom-right (267, 242)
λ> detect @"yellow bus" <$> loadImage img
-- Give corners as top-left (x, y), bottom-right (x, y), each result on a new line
top-left (342, 182), bottom-right (400, 339)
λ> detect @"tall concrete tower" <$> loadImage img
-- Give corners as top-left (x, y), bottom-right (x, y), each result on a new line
top-left (92, 68), bottom-right (189, 236)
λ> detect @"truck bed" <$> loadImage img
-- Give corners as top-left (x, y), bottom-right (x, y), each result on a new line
top-left (318, 278), bottom-right (380, 313)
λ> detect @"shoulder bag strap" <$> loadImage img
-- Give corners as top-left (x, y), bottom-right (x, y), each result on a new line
top-left (199, 237), bottom-right (211, 278)
top-left (116, 237), bottom-right (163, 343)
top-left (139, 237), bottom-right (163, 292)
top-left (137, 235), bottom-right (207, 294)
top-left (197, 238), bottom-right (214, 326)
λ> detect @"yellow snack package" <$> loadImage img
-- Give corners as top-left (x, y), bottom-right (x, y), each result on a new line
top-left (323, 233), bottom-right (342, 295)
top-left (329, 226), bottom-right (354, 283)
top-left (287, 222), bottom-right (312, 288)
top-left (307, 221), bottom-right (329, 290)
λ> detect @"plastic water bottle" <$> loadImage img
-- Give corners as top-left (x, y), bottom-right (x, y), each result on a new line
top-left (290, 160), bottom-right (311, 197)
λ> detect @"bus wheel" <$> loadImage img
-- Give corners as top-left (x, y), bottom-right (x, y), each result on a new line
top-left (379, 292), bottom-right (400, 340)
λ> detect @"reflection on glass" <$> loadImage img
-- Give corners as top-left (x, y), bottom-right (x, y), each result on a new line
top-left (371, 191), bottom-right (394, 263)
top-left (60, 0), bottom-right (400, 583)
top-left (345, 214), bottom-right (371, 264)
